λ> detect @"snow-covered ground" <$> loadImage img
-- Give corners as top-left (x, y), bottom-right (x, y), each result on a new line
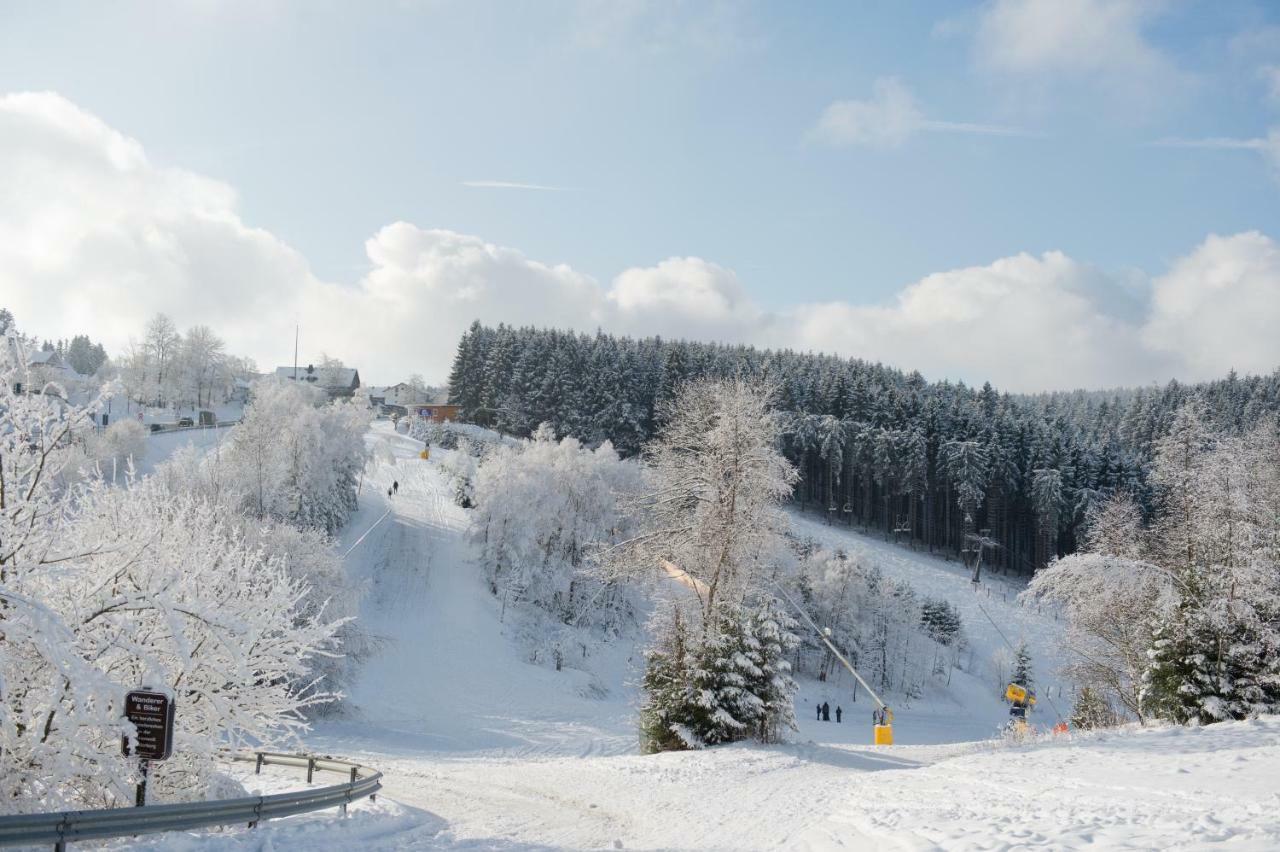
top-left (127, 422), bottom-right (1280, 850)
top-left (127, 423), bottom-right (238, 477)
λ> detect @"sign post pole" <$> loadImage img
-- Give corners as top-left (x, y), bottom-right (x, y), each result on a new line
top-left (136, 759), bottom-right (149, 807)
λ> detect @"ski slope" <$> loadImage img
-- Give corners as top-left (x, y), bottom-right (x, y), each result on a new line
top-left (789, 510), bottom-right (1074, 743)
top-left (136, 421), bottom-right (1280, 850)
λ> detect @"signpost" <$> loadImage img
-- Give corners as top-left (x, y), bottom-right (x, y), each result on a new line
top-left (122, 689), bottom-right (175, 807)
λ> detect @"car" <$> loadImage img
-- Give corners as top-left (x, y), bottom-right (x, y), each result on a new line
top-left (177, 417), bottom-right (194, 427)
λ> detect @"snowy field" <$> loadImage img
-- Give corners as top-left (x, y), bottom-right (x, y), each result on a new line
top-left (119, 421), bottom-right (1280, 850)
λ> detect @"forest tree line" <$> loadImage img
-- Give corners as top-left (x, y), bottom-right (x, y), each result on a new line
top-left (447, 321), bottom-right (1280, 573)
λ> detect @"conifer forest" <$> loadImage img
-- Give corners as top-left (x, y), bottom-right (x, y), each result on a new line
top-left (448, 321), bottom-right (1280, 574)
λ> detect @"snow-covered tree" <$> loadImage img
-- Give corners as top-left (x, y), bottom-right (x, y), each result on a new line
top-left (1031, 406), bottom-right (1280, 725)
top-left (640, 596), bottom-right (798, 751)
top-left (617, 378), bottom-right (797, 623)
top-left (0, 348), bottom-right (344, 812)
top-left (1011, 641), bottom-right (1034, 690)
top-left (221, 379), bottom-right (370, 533)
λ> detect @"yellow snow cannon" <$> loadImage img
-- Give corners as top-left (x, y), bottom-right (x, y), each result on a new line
top-left (1005, 683), bottom-right (1036, 706)
top-left (873, 707), bottom-right (894, 745)
top-left (419, 448), bottom-right (430, 460)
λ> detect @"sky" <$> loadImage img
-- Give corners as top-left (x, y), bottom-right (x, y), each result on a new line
top-left (1, 0), bottom-right (1278, 390)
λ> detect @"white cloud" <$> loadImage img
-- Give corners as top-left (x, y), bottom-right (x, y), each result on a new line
top-left (607, 257), bottom-right (772, 344)
top-left (976, 0), bottom-right (1167, 76)
top-left (972, 0), bottom-right (1185, 110)
top-left (786, 252), bottom-right (1165, 391)
top-left (808, 78), bottom-right (1031, 149)
top-left (460, 180), bottom-right (573, 191)
top-left (1142, 231), bottom-right (1280, 380)
top-left (1153, 129), bottom-right (1280, 178)
top-left (3, 91), bottom-right (1278, 391)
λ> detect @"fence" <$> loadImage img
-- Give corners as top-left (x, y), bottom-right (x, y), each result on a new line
top-left (0, 751), bottom-right (382, 851)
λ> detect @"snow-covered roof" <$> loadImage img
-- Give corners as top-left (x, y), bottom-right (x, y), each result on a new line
top-left (28, 349), bottom-right (58, 365)
top-left (274, 366), bottom-right (360, 389)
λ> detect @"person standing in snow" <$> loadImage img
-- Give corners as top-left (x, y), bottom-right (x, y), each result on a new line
top-left (816, 704), bottom-right (822, 721)
top-left (393, 480), bottom-right (399, 495)
top-left (822, 702), bottom-right (830, 721)
top-left (836, 706), bottom-right (843, 723)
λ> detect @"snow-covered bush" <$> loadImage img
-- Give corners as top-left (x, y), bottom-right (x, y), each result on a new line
top-left (472, 425), bottom-right (643, 633)
top-left (408, 417), bottom-right (513, 454)
top-left (0, 359), bottom-right (344, 812)
top-left (439, 445), bottom-right (477, 507)
top-left (89, 417), bottom-right (147, 472)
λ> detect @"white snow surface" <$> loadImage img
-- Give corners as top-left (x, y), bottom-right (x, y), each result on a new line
top-left (119, 422), bottom-right (1280, 850)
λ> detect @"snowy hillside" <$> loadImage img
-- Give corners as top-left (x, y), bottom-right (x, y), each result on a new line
top-left (790, 510), bottom-right (1073, 743)
top-left (316, 422), bottom-right (640, 757)
top-left (103, 421), bottom-right (1280, 850)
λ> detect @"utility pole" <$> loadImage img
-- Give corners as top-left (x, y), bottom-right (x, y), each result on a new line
top-left (293, 323), bottom-right (299, 381)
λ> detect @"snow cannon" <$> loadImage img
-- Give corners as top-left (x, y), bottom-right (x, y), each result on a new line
top-left (873, 707), bottom-right (894, 745)
top-left (419, 448), bottom-right (430, 460)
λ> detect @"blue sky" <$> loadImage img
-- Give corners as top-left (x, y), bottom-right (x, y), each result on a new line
top-left (2, 1), bottom-right (1278, 388)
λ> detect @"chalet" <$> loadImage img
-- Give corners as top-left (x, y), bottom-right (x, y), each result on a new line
top-left (409, 403), bottom-right (461, 423)
top-left (274, 364), bottom-right (361, 399)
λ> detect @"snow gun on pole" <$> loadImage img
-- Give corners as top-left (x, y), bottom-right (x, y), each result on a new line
top-left (766, 578), bottom-right (895, 745)
top-left (658, 560), bottom-right (895, 746)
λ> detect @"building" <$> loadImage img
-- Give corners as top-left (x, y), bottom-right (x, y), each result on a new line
top-left (274, 364), bottom-right (361, 399)
top-left (409, 403), bottom-right (461, 423)
top-left (367, 382), bottom-right (426, 407)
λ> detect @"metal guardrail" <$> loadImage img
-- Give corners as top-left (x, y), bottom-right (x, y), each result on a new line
top-left (0, 751), bottom-right (382, 850)
top-left (143, 419), bottom-right (241, 435)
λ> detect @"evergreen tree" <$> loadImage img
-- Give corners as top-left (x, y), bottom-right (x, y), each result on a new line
top-left (1012, 641), bottom-right (1034, 690)
top-left (743, 598), bottom-right (800, 744)
top-left (1070, 686), bottom-right (1114, 730)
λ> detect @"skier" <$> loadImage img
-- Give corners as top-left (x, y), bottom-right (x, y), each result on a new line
top-left (836, 706), bottom-right (843, 723)
top-left (816, 704), bottom-right (822, 721)
top-left (393, 480), bottom-right (399, 495)
top-left (387, 486), bottom-right (393, 498)
top-left (822, 702), bottom-right (830, 722)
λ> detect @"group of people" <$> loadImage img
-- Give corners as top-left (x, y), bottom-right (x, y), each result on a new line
top-left (387, 480), bottom-right (399, 498)
top-left (815, 701), bottom-right (843, 723)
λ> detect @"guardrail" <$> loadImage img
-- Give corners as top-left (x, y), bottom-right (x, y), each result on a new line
top-left (143, 419), bottom-right (241, 435)
top-left (0, 751), bottom-right (381, 851)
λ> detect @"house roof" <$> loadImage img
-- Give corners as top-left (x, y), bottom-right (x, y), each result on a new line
top-left (28, 349), bottom-right (59, 365)
top-left (274, 365), bottom-right (360, 389)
